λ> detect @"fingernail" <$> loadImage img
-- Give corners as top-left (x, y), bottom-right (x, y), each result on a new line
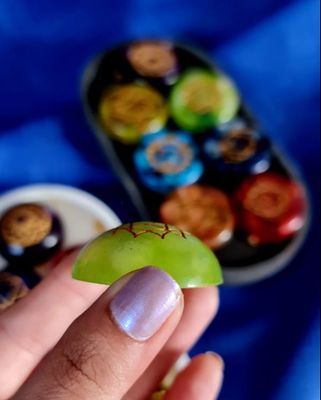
top-left (110, 267), bottom-right (181, 341)
top-left (206, 352), bottom-right (225, 371)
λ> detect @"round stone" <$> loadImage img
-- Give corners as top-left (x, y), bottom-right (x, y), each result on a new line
top-left (160, 185), bottom-right (235, 250)
top-left (72, 222), bottom-right (222, 288)
top-left (99, 84), bottom-right (168, 144)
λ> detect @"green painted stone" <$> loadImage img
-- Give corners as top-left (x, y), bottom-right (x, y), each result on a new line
top-left (72, 222), bottom-right (223, 288)
top-left (170, 69), bottom-right (240, 133)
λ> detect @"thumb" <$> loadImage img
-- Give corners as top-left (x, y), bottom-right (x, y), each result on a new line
top-left (13, 267), bottom-right (183, 400)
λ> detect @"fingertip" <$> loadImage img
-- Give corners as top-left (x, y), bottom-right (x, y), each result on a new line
top-left (197, 353), bottom-right (224, 399)
top-left (205, 352), bottom-right (225, 372)
top-left (183, 286), bottom-right (220, 326)
top-left (164, 352), bottom-right (224, 400)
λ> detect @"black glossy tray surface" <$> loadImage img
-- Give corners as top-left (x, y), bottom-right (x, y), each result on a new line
top-left (81, 41), bottom-right (309, 284)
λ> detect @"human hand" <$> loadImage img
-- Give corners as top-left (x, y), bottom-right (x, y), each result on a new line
top-left (0, 251), bottom-right (223, 399)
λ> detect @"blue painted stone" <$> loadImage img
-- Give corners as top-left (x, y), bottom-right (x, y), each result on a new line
top-left (134, 130), bottom-right (204, 193)
top-left (203, 119), bottom-right (271, 175)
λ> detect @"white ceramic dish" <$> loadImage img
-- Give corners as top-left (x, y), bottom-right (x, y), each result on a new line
top-left (0, 184), bottom-right (121, 271)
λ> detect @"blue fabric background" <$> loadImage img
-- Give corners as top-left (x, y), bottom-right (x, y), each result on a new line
top-left (0, 1), bottom-right (320, 399)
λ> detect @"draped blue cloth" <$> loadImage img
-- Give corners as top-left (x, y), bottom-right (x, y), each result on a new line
top-left (0, 1), bottom-right (320, 398)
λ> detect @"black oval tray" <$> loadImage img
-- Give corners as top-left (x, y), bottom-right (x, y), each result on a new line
top-left (81, 41), bottom-right (310, 285)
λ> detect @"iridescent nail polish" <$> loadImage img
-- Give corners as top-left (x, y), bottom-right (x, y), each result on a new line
top-left (110, 267), bottom-right (181, 341)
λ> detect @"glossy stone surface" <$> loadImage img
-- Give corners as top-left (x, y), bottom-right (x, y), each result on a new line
top-left (127, 41), bottom-right (178, 79)
top-left (203, 119), bottom-right (271, 174)
top-left (160, 185), bottom-right (235, 250)
top-left (170, 69), bottom-right (240, 132)
top-left (99, 84), bottom-right (168, 144)
top-left (0, 203), bottom-right (63, 268)
top-left (235, 173), bottom-right (307, 245)
top-left (134, 131), bottom-right (204, 193)
top-left (73, 222), bottom-right (223, 288)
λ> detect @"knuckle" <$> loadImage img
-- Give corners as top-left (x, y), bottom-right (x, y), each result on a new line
top-left (53, 332), bottom-right (106, 395)
top-left (62, 334), bottom-right (102, 385)
top-left (52, 329), bottom-right (126, 397)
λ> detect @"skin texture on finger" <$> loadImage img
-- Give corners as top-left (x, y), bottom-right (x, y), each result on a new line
top-left (123, 286), bottom-right (219, 400)
top-left (164, 353), bottom-right (224, 400)
top-left (0, 251), bottom-right (106, 400)
top-left (13, 267), bottom-right (184, 400)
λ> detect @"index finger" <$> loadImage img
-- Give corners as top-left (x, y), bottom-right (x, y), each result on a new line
top-left (0, 250), bottom-right (106, 399)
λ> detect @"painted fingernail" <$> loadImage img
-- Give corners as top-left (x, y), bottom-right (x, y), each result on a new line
top-left (110, 267), bottom-right (181, 341)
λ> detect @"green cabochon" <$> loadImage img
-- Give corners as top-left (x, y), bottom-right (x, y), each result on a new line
top-left (170, 69), bottom-right (240, 133)
top-left (72, 222), bottom-right (223, 288)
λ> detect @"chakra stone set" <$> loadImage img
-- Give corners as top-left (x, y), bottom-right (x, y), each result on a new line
top-left (83, 40), bottom-right (308, 267)
top-left (0, 40), bottom-right (309, 311)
